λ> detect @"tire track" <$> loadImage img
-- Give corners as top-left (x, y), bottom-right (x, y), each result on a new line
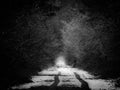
top-left (74, 72), bottom-right (91, 90)
top-left (50, 72), bottom-right (60, 90)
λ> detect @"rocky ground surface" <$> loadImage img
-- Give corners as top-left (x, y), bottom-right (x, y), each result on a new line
top-left (10, 65), bottom-right (119, 90)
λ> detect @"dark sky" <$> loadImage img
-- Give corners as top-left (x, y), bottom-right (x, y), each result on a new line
top-left (1, 0), bottom-right (120, 72)
top-left (1, 0), bottom-right (120, 29)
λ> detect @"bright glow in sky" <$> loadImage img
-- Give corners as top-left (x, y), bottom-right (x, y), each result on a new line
top-left (55, 56), bottom-right (67, 67)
